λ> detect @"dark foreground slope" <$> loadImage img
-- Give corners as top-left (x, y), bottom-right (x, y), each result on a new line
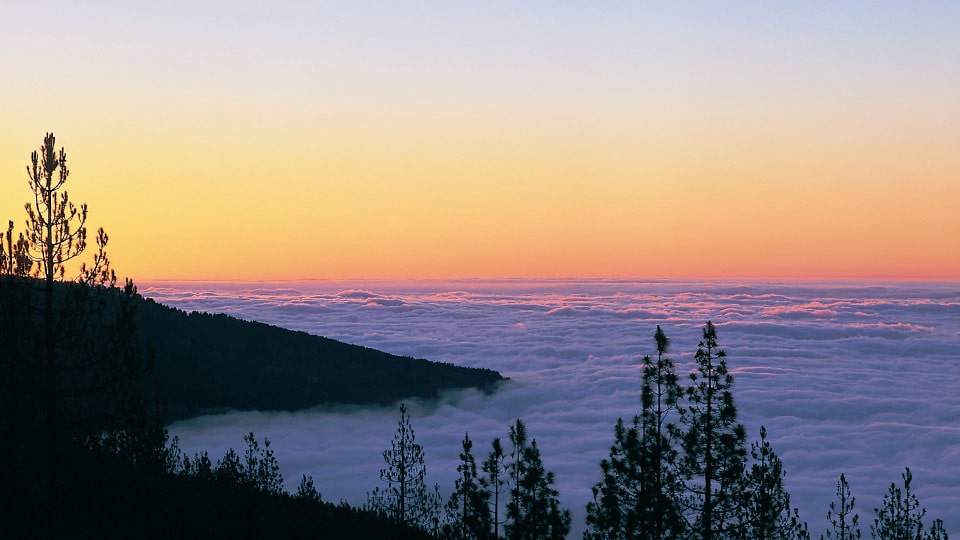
top-left (134, 297), bottom-right (505, 421)
top-left (2, 450), bottom-right (430, 540)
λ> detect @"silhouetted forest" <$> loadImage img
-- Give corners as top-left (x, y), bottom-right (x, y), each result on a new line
top-left (134, 296), bottom-right (505, 421)
top-left (3, 443), bottom-right (432, 539)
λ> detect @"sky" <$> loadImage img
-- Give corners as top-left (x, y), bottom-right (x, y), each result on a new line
top-left (1, 2), bottom-right (959, 281)
top-left (155, 279), bottom-right (960, 536)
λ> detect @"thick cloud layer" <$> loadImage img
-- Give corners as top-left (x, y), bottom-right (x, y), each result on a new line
top-left (147, 280), bottom-right (960, 537)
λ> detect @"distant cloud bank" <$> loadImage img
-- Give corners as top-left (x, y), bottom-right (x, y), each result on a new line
top-left (147, 279), bottom-right (960, 537)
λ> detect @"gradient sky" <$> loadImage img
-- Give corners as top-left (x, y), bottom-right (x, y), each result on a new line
top-left (2, 2), bottom-right (958, 281)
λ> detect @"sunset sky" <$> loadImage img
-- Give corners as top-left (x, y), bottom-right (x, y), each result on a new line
top-left (1, 2), bottom-right (958, 281)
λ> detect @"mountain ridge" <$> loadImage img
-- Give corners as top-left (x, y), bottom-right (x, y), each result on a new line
top-left (133, 295), bottom-right (506, 422)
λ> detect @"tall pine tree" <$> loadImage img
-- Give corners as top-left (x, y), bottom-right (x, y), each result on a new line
top-left (371, 403), bottom-right (443, 530)
top-left (679, 321), bottom-right (747, 540)
top-left (742, 426), bottom-right (807, 540)
top-left (0, 133), bottom-right (163, 469)
top-left (505, 419), bottom-right (570, 540)
top-left (445, 432), bottom-right (491, 540)
top-left (482, 437), bottom-right (509, 539)
top-left (641, 325), bottom-right (685, 539)
top-left (824, 474), bottom-right (861, 540)
top-left (585, 325), bottom-right (685, 540)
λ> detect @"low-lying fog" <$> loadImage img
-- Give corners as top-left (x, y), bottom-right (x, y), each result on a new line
top-left (144, 280), bottom-right (960, 536)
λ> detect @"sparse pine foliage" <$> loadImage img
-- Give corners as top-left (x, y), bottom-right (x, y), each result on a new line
top-left (195, 433), bottom-right (284, 494)
top-left (243, 432), bottom-right (284, 494)
top-left (296, 474), bottom-right (322, 502)
top-left (742, 426), bottom-right (806, 540)
top-left (679, 321), bottom-right (748, 540)
top-left (508, 418), bottom-right (528, 529)
top-left (182, 450), bottom-right (214, 481)
top-left (482, 437), bottom-right (510, 539)
top-left (24, 132), bottom-right (88, 282)
top-left (216, 448), bottom-right (244, 486)
top-left (373, 403), bottom-right (444, 530)
top-left (870, 467), bottom-right (947, 540)
top-left (21, 133), bottom-right (114, 286)
top-left (585, 416), bottom-right (642, 539)
top-left (824, 474), bottom-right (861, 540)
top-left (640, 325), bottom-right (686, 539)
top-left (0, 219), bottom-right (32, 275)
top-left (927, 520), bottom-right (948, 540)
top-left (586, 327), bottom-right (686, 540)
top-left (445, 432), bottom-right (491, 540)
top-left (505, 419), bottom-right (571, 540)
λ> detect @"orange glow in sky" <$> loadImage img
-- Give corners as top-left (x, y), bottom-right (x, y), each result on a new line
top-left (1, 3), bottom-right (958, 281)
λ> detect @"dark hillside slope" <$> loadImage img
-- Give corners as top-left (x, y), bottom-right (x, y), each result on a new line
top-left (3, 450), bottom-right (432, 540)
top-left (134, 297), bottom-right (504, 421)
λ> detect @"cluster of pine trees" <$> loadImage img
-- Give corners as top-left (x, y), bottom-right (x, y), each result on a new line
top-left (365, 404), bottom-right (571, 539)
top-left (586, 321), bottom-right (775, 539)
top-left (583, 322), bottom-right (950, 540)
top-left (357, 323), bottom-right (950, 540)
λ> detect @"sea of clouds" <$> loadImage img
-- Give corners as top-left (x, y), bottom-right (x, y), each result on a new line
top-left (143, 279), bottom-right (960, 537)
